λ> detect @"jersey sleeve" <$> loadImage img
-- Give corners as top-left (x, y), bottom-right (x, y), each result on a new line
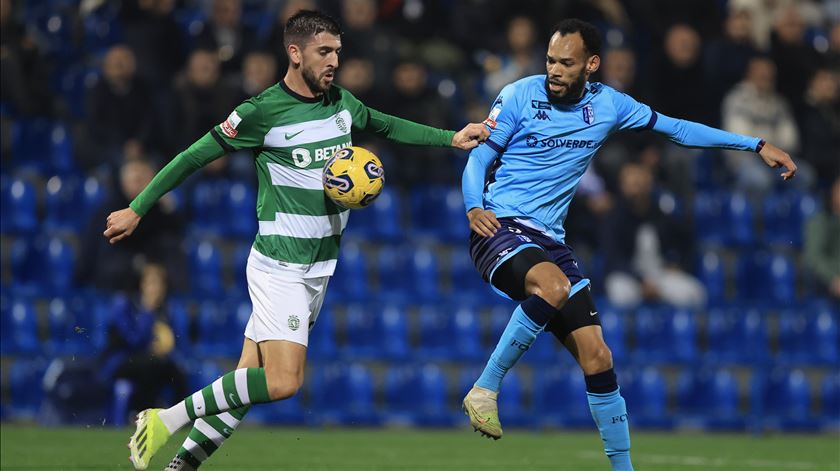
top-left (129, 132), bottom-right (226, 216)
top-left (609, 88), bottom-right (656, 131)
top-left (210, 99), bottom-right (268, 152)
top-left (651, 112), bottom-right (762, 151)
top-left (482, 83), bottom-right (521, 153)
top-left (343, 89), bottom-right (455, 146)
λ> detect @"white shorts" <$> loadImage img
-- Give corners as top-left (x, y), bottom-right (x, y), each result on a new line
top-left (243, 256), bottom-right (330, 346)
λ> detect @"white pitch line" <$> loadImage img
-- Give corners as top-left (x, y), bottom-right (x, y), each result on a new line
top-left (576, 451), bottom-right (818, 469)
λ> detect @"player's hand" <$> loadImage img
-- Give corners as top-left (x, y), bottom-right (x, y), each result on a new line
top-left (103, 207), bottom-right (141, 244)
top-left (452, 123), bottom-right (490, 150)
top-left (467, 208), bottom-right (500, 237)
top-left (758, 142), bottom-right (797, 180)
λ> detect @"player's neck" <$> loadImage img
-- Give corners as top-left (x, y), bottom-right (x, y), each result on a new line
top-left (282, 71), bottom-right (323, 100)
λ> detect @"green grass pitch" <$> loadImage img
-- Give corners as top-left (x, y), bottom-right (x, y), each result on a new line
top-left (1, 425), bottom-right (838, 470)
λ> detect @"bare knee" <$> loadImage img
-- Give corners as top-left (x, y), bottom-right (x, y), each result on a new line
top-left (534, 279), bottom-right (570, 310)
top-left (265, 373), bottom-right (303, 401)
top-left (580, 345), bottom-right (613, 375)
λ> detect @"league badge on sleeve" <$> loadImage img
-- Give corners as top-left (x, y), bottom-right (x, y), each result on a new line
top-left (582, 103), bottom-right (595, 125)
top-left (220, 111), bottom-right (242, 138)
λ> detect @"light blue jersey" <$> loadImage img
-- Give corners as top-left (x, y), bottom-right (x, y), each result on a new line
top-left (462, 75), bottom-right (762, 243)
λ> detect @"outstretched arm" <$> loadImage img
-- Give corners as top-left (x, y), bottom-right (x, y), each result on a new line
top-left (462, 141), bottom-right (501, 237)
top-left (103, 132), bottom-right (225, 244)
top-left (650, 113), bottom-right (797, 180)
top-left (364, 108), bottom-right (489, 150)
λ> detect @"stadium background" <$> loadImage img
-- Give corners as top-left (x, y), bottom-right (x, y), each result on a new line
top-left (0, 0), bottom-right (839, 451)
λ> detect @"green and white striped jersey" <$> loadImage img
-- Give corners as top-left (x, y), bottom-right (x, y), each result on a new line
top-left (130, 82), bottom-right (455, 277)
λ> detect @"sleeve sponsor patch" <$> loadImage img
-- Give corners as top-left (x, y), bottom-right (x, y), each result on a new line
top-left (220, 111), bottom-right (242, 138)
top-left (484, 106), bottom-right (502, 129)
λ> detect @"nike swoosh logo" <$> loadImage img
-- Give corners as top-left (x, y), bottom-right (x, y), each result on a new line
top-left (285, 130), bottom-right (304, 140)
top-left (590, 311), bottom-right (598, 316)
top-left (228, 393), bottom-right (239, 407)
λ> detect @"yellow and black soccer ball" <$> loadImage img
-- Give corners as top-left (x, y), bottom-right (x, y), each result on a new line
top-left (322, 146), bottom-right (385, 209)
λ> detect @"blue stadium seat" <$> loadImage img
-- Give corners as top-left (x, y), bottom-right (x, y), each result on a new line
top-left (189, 180), bottom-right (229, 236)
top-left (676, 369), bottom-right (743, 430)
top-left (375, 244), bottom-right (410, 301)
top-left (188, 360), bottom-right (224, 392)
top-left (532, 367), bottom-right (591, 427)
top-left (812, 305), bottom-right (839, 366)
top-left (632, 306), bottom-right (670, 364)
top-left (226, 182), bottom-right (257, 239)
top-left (2, 298), bottom-right (40, 354)
top-left (447, 248), bottom-right (489, 299)
top-left (599, 307), bottom-right (626, 366)
top-left (416, 304), bottom-right (454, 360)
top-left (81, 176), bottom-right (107, 218)
top-left (308, 304), bottom-right (337, 361)
top-left (342, 303), bottom-right (383, 359)
top-left (669, 308), bottom-right (698, 364)
top-left (309, 363), bottom-right (378, 425)
top-left (249, 391), bottom-right (304, 425)
top-left (451, 304), bottom-right (482, 361)
top-left (820, 372), bottom-right (840, 429)
top-left (330, 240), bottom-right (369, 302)
top-left (409, 246), bottom-right (440, 302)
top-left (9, 238), bottom-right (41, 296)
top-left (707, 307), bottom-right (772, 366)
top-left (11, 119), bottom-right (53, 173)
top-left (767, 254), bottom-right (796, 306)
top-left (762, 190), bottom-right (819, 248)
top-left (369, 187), bottom-right (403, 242)
top-left (9, 359), bottom-right (47, 419)
top-left (725, 192), bottom-right (755, 247)
top-left (777, 310), bottom-right (811, 365)
top-left (56, 65), bottom-right (100, 119)
top-left (46, 296), bottom-right (95, 356)
top-left (229, 242), bottom-right (251, 296)
top-left (2, 178), bottom-right (38, 235)
top-left (622, 368), bottom-right (670, 428)
top-left (81, 1), bottom-right (122, 54)
top-left (696, 250), bottom-right (726, 305)
top-left (42, 237), bottom-right (76, 295)
top-left (194, 301), bottom-right (236, 358)
top-left (752, 369), bottom-right (818, 431)
top-left (410, 185), bottom-right (467, 241)
top-left (379, 304), bottom-right (409, 360)
top-left (384, 364), bottom-right (451, 426)
top-left (190, 241), bottom-right (223, 298)
top-left (693, 190), bottom-right (726, 245)
top-left (44, 176), bottom-right (82, 233)
top-left (735, 251), bottom-right (771, 302)
top-left (167, 297), bottom-right (192, 354)
top-left (48, 123), bottom-right (76, 175)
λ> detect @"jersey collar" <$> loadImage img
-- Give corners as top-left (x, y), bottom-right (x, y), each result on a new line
top-left (280, 80), bottom-right (323, 103)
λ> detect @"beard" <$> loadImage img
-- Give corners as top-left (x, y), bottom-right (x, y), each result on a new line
top-left (302, 66), bottom-right (330, 95)
top-left (546, 71), bottom-right (587, 104)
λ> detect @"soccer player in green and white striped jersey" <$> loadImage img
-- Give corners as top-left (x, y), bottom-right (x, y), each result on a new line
top-left (103, 10), bottom-right (489, 471)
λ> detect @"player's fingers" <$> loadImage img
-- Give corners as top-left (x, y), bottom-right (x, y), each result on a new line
top-left (478, 215), bottom-right (499, 234)
top-left (473, 219), bottom-right (495, 237)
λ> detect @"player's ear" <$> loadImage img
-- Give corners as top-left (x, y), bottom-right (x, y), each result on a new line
top-left (586, 54), bottom-right (601, 75)
top-left (288, 44), bottom-right (303, 66)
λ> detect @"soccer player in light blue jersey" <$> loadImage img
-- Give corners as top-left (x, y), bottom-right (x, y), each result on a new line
top-left (460, 19), bottom-right (797, 470)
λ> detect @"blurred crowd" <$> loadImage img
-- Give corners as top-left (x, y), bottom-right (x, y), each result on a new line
top-left (1, 0), bottom-right (839, 307)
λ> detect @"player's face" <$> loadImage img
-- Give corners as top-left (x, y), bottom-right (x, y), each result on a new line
top-left (299, 32), bottom-right (342, 95)
top-left (545, 32), bottom-right (599, 101)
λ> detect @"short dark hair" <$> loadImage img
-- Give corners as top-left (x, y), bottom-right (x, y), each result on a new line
top-left (283, 10), bottom-right (342, 49)
top-left (553, 19), bottom-right (602, 56)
